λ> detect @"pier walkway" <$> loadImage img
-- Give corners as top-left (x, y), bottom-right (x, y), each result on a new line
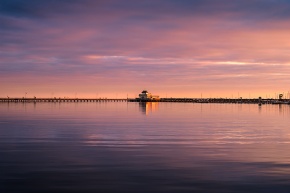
top-left (0, 98), bottom-right (127, 103)
top-left (0, 98), bottom-right (289, 104)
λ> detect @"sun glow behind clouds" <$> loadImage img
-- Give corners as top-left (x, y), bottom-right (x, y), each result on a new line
top-left (216, 61), bottom-right (265, 65)
top-left (84, 55), bottom-right (285, 69)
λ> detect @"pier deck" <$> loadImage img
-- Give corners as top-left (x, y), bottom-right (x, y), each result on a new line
top-left (0, 98), bottom-right (127, 103)
top-left (1, 98), bottom-right (289, 104)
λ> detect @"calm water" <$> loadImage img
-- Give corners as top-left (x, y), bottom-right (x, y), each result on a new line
top-left (1, 102), bottom-right (290, 193)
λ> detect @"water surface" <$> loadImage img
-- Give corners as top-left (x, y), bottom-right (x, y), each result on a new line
top-left (1, 102), bottom-right (290, 192)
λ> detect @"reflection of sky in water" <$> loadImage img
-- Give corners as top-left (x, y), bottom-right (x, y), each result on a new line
top-left (1, 102), bottom-right (290, 192)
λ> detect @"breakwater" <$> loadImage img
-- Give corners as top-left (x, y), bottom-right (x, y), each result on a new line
top-left (161, 98), bottom-right (290, 104)
top-left (1, 97), bottom-right (290, 104)
top-left (130, 98), bottom-right (290, 104)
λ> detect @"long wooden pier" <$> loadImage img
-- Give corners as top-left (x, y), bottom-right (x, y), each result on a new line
top-left (0, 98), bottom-right (127, 103)
top-left (1, 97), bottom-right (289, 104)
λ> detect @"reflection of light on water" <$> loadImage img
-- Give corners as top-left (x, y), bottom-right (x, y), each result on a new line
top-left (139, 102), bottom-right (159, 115)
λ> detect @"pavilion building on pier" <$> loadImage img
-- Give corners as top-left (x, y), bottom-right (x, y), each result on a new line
top-left (138, 90), bottom-right (160, 101)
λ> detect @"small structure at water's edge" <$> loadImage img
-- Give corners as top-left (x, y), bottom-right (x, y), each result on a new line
top-left (137, 90), bottom-right (160, 102)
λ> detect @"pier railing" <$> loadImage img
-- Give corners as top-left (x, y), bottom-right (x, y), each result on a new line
top-left (0, 98), bottom-right (289, 104)
top-left (0, 98), bottom-right (127, 103)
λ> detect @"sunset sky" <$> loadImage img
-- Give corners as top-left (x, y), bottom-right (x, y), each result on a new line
top-left (1, 0), bottom-right (290, 98)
